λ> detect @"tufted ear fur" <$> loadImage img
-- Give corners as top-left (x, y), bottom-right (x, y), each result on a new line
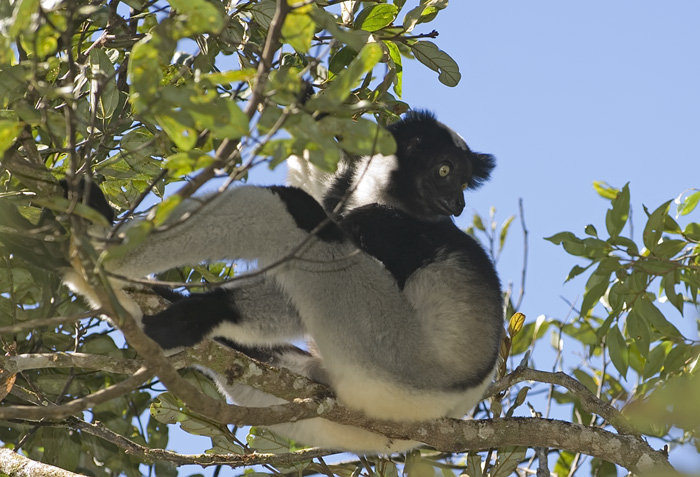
top-left (470, 153), bottom-right (496, 189)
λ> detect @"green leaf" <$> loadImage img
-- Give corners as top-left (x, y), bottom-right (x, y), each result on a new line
top-left (607, 325), bottom-right (629, 379)
top-left (635, 296), bottom-right (683, 338)
top-left (383, 40), bottom-right (403, 97)
top-left (498, 215), bottom-right (515, 253)
top-left (492, 447), bottom-right (527, 477)
top-left (128, 39), bottom-right (164, 108)
top-left (684, 222), bottom-right (700, 241)
top-left (663, 343), bottom-right (690, 374)
top-left (311, 8), bottom-right (369, 52)
top-left (662, 271), bottom-right (684, 315)
top-left (580, 267), bottom-right (610, 317)
top-left (643, 343), bottom-right (668, 379)
top-left (317, 116), bottom-right (396, 156)
top-left (565, 264), bottom-right (589, 282)
top-left (403, 0), bottom-right (448, 32)
top-left (281, 4), bottom-right (315, 53)
top-left (411, 41), bottom-right (461, 87)
top-left (626, 309), bottom-right (650, 358)
top-left (307, 42), bottom-right (383, 110)
top-left (155, 112), bottom-right (197, 151)
top-left (199, 69), bottom-right (256, 86)
top-left (605, 182), bottom-right (629, 238)
top-left (545, 231), bottom-right (579, 245)
top-left (643, 200), bottom-right (672, 251)
top-left (584, 224), bottom-right (598, 237)
top-left (9, 0), bottom-right (39, 36)
top-left (170, 0), bottom-right (224, 34)
top-left (0, 120), bottom-right (22, 155)
top-left (164, 151), bottom-right (214, 177)
top-left (355, 4), bottom-right (398, 32)
top-left (677, 190), bottom-right (700, 216)
top-left (609, 235), bottom-right (639, 256)
top-left (88, 48), bottom-right (120, 120)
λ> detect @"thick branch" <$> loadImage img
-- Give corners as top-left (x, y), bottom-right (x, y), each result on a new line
top-left (0, 448), bottom-right (88, 477)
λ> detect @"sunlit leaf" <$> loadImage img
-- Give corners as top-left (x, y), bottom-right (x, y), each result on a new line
top-left (306, 42), bottom-right (383, 110)
top-left (0, 120), bottom-right (22, 155)
top-left (676, 190), bottom-right (700, 216)
top-left (355, 4), bottom-right (398, 32)
top-left (281, 4), bottom-right (315, 53)
top-left (605, 182), bottom-right (629, 238)
top-left (593, 181), bottom-right (619, 200)
top-left (170, 0), bottom-right (224, 34)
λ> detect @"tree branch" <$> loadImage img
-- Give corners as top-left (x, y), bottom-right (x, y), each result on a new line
top-left (55, 417), bottom-right (332, 468)
top-left (0, 366), bottom-right (153, 420)
top-left (0, 448), bottom-right (89, 477)
top-left (485, 367), bottom-right (637, 436)
top-left (0, 352), bottom-right (142, 375)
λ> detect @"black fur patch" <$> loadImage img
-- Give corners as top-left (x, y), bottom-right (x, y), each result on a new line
top-left (268, 186), bottom-right (345, 242)
top-left (142, 288), bottom-right (238, 350)
top-left (59, 179), bottom-right (115, 224)
top-left (341, 205), bottom-right (500, 291)
top-left (322, 168), bottom-right (354, 213)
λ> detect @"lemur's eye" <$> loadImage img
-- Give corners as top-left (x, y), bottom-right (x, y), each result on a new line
top-left (438, 164), bottom-right (450, 177)
top-left (461, 182), bottom-right (469, 191)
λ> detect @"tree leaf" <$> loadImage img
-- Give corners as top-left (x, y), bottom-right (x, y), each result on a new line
top-left (317, 116), bottom-right (396, 156)
top-left (383, 40), bottom-right (403, 96)
top-left (306, 42), bottom-right (383, 110)
top-left (403, 0), bottom-right (448, 33)
top-left (88, 48), bottom-right (120, 120)
top-left (626, 309), bottom-right (650, 358)
top-left (636, 296), bottom-right (683, 338)
top-left (281, 4), bottom-right (315, 53)
top-left (355, 4), bottom-right (398, 32)
top-left (499, 215), bottom-right (515, 252)
top-left (607, 325), bottom-right (629, 379)
top-left (170, 0), bottom-right (224, 34)
top-left (676, 190), bottom-right (700, 216)
top-left (605, 182), bottom-right (630, 238)
top-left (0, 120), bottom-right (22, 155)
top-left (592, 181), bottom-right (619, 200)
top-left (643, 200), bottom-right (672, 252)
top-left (411, 41), bottom-right (461, 87)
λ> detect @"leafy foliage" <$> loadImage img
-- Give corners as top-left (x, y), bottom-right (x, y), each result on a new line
top-left (0, 1), bottom-right (697, 476)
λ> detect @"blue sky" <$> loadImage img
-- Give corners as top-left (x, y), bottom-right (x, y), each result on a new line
top-left (175, 2), bottom-right (700, 474)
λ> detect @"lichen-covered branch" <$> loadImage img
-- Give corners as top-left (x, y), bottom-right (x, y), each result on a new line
top-left (0, 448), bottom-right (89, 477)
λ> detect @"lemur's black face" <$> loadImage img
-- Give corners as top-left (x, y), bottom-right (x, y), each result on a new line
top-left (386, 111), bottom-right (495, 220)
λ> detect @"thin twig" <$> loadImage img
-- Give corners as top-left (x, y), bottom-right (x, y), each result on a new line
top-left (0, 366), bottom-right (153, 420)
top-left (0, 310), bottom-right (103, 335)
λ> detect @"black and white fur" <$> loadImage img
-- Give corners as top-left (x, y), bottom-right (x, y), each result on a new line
top-left (63, 111), bottom-right (503, 453)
